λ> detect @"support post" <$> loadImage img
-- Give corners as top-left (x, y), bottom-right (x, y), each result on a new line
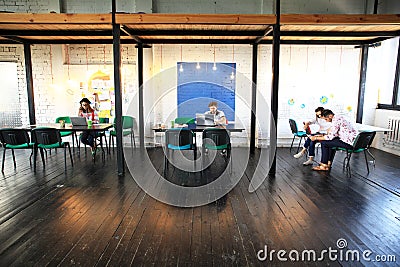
top-left (112, 0), bottom-right (124, 175)
top-left (356, 45), bottom-right (368, 123)
top-left (250, 44), bottom-right (258, 153)
top-left (137, 43), bottom-right (145, 148)
top-left (24, 43), bottom-right (36, 125)
top-left (269, 0), bottom-right (280, 177)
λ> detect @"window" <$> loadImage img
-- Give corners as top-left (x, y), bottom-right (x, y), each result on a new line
top-left (377, 37), bottom-right (400, 110)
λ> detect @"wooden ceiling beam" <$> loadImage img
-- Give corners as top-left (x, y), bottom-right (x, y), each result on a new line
top-left (116, 13), bottom-right (276, 25)
top-left (0, 13), bottom-right (112, 24)
top-left (280, 14), bottom-right (400, 25)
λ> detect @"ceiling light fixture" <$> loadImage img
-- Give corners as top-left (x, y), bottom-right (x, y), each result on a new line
top-left (230, 44), bottom-right (235, 80)
top-left (212, 45), bottom-right (217, 71)
top-left (179, 45), bottom-right (183, 72)
top-left (160, 44), bottom-right (164, 72)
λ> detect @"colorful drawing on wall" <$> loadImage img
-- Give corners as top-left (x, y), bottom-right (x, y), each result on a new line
top-left (329, 93), bottom-right (335, 99)
top-left (320, 96), bottom-right (328, 104)
top-left (288, 98), bottom-right (295, 106)
top-left (346, 106), bottom-right (353, 112)
top-left (300, 103), bottom-right (306, 109)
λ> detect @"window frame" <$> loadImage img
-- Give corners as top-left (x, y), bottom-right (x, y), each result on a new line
top-left (377, 37), bottom-right (400, 111)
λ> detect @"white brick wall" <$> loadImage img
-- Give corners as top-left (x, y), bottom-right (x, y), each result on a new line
top-left (1, 0), bottom-right (397, 14)
top-left (0, 45), bottom-right (29, 125)
top-left (0, 0), bottom-right (59, 13)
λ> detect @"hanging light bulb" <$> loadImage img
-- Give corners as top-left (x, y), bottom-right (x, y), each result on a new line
top-left (212, 45), bottom-right (217, 71)
top-left (160, 44), bottom-right (164, 72)
top-left (230, 44), bottom-right (235, 79)
top-left (196, 62), bottom-right (201, 69)
top-left (179, 45), bottom-right (184, 72)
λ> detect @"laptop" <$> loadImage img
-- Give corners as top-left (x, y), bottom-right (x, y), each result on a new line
top-left (195, 113), bottom-right (215, 126)
top-left (70, 116), bottom-right (88, 126)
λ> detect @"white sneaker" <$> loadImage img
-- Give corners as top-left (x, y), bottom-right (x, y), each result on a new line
top-left (293, 150), bottom-right (305, 158)
top-left (303, 158), bottom-right (314, 165)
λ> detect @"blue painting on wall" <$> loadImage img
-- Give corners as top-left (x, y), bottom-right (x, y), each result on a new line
top-left (177, 62), bottom-right (236, 121)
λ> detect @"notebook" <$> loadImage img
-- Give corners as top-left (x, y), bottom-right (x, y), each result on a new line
top-left (195, 113), bottom-right (215, 126)
top-left (70, 116), bottom-right (88, 126)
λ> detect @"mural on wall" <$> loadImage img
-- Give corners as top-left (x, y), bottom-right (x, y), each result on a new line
top-left (177, 62), bottom-right (236, 121)
top-left (84, 70), bottom-right (114, 118)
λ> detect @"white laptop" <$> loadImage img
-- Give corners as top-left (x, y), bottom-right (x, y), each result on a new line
top-left (195, 113), bottom-right (215, 126)
top-left (70, 116), bottom-right (88, 126)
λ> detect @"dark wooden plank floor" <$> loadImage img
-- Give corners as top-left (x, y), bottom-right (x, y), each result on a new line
top-left (0, 146), bottom-right (399, 266)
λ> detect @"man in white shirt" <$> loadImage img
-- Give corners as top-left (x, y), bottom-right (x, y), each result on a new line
top-left (204, 101), bottom-right (227, 125)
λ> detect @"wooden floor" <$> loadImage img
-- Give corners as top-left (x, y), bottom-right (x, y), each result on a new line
top-left (0, 146), bottom-right (399, 266)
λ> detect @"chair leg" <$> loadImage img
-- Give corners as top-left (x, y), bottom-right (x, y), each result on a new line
top-left (103, 134), bottom-right (109, 154)
top-left (64, 145), bottom-right (67, 171)
top-left (290, 136), bottom-right (295, 153)
top-left (2, 148), bottom-right (6, 173)
top-left (366, 149), bottom-right (376, 167)
top-left (40, 148), bottom-right (46, 168)
top-left (67, 143), bottom-right (73, 167)
top-left (130, 132), bottom-right (133, 149)
top-left (133, 131), bottom-right (136, 148)
top-left (364, 150), bottom-right (370, 174)
top-left (11, 149), bottom-right (16, 169)
top-left (296, 136), bottom-right (303, 153)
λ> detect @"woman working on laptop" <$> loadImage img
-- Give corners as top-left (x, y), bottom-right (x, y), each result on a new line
top-left (78, 97), bottom-right (99, 153)
top-left (205, 101), bottom-right (227, 125)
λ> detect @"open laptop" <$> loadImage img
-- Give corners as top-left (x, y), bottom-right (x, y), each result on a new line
top-left (70, 116), bottom-right (88, 126)
top-left (195, 113), bottom-right (215, 126)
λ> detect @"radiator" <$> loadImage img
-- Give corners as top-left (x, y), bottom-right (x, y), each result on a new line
top-left (384, 117), bottom-right (400, 149)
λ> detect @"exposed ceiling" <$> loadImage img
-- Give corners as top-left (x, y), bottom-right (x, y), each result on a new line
top-left (0, 13), bottom-right (399, 45)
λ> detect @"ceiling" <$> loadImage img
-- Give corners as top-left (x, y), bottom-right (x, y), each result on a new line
top-left (0, 13), bottom-right (399, 45)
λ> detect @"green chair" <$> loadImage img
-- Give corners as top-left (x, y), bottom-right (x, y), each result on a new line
top-left (332, 131), bottom-right (376, 176)
top-left (201, 127), bottom-right (232, 174)
top-left (0, 128), bottom-right (35, 173)
top-left (32, 128), bottom-right (73, 172)
top-left (174, 117), bottom-right (195, 125)
top-left (289, 119), bottom-right (308, 154)
top-left (55, 116), bottom-right (77, 149)
top-left (109, 116), bottom-right (136, 153)
top-left (164, 128), bottom-right (197, 175)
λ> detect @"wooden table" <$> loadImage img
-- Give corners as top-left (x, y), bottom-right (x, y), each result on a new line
top-left (153, 123), bottom-right (245, 133)
top-left (355, 123), bottom-right (392, 133)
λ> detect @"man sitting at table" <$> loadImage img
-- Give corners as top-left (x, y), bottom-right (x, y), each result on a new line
top-left (205, 101), bottom-right (228, 125)
top-left (78, 97), bottom-right (99, 154)
top-left (309, 109), bottom-right (358, 171)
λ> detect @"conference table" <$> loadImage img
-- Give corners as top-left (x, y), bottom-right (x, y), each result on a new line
top-left (20, 122), bottom-right (113, 155)
top-left (153, 123), bottom-right (245, 133)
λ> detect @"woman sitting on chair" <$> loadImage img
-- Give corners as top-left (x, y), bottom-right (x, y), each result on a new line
top-left (78, 97), bottom-right (99, 154)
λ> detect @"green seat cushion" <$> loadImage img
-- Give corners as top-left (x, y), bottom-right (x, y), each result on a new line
top-left (5, 143), bottom-right (34, 149)
top-left (60, 131), bottom-right (73, 137)
top-left (110, 129), bottom-right (132, 136)
top-left (38, 142), bottom-right (65, 149)
top-left (333, 147), bottom-right (365, 153)
top-left (167, 144), bottom-right (191, 150)
top-left (204, 143), bottom-right (228, 150)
